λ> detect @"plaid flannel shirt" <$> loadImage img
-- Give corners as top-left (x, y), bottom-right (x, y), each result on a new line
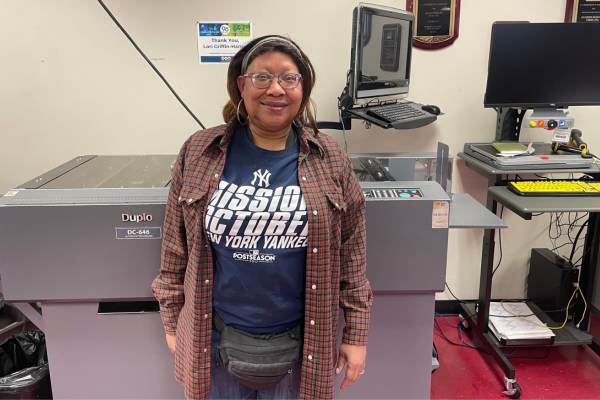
top-left (152, 118), bottom-right (372, 400)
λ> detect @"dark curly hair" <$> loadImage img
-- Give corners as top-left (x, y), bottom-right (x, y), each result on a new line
top-left (222, 35), bottom-right (318, 133)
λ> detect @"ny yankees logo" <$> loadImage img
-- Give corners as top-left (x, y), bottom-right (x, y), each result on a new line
top-left (251, 169), bottom-right (272, 188)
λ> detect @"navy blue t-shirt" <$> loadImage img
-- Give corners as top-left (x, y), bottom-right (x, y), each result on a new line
top-left (207, 125), bottom-right (308, 335)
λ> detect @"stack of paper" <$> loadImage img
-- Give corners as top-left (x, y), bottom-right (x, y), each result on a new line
top-left (489, 302), bottom-right (555, 341)
top-left (492, 142), bottom-right (531, 156)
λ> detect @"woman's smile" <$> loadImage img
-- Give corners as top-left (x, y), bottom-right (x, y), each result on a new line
top-left (262, 101), bottom-right (288, 112)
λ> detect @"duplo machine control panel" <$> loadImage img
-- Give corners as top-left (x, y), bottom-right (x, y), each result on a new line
top-left (364, 188), bottom-right (424, 198)
top-left (359, 181), bottom-right (450, 292)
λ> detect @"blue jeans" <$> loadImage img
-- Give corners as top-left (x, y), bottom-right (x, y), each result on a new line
top-left (207, 329), bottom-right (302, 400)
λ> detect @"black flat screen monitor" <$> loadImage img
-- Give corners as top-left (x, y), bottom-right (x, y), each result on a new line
top-left (484, 22), bottom-right (600, 109)
top-left (350, 3), bottom-right (414, 100)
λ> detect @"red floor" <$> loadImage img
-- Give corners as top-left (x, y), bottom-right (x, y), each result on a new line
top-left (431, 314), bottom-right (600, 399)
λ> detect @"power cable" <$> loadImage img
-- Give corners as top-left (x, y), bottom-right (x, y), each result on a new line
top-left (97, 0), bottom-right (205, 129)
top-left (338, 105), bottom-right (348, 153)
top-left (573, 245), bottom-right (593, 266)
top-left (576, 284), bottom-right (588, 328)
top-left (492, 205), bottom-right (505, 276)
top-left (433, 319), bottom-right (484, 352)
top-left (500, 286), bottom-right (578, 330)
top-left (570, 219), bottom-right (589, 262)
top-left (444, 283), bottom-right (474, 303)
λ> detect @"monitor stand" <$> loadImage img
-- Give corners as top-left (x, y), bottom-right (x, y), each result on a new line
top-left (494, 107), bottom-right (526, 142)
top-left (315, 83), bottom-right (354, 131)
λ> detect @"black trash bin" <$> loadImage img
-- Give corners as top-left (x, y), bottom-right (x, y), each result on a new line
top-left (0, 331), bottom-right (52, 399)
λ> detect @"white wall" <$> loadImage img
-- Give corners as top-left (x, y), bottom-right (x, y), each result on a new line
top-left (1, 0), bottom-right (598, 300)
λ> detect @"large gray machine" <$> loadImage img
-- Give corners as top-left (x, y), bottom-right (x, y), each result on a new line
top-left (0, 155), bottom-right (179, 399)
top-left (334, 180), bottom-right (449, 400)
top-left (0, 154), bottom-right (456, 399)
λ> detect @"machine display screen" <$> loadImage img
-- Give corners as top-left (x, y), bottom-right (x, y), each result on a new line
top-left (357, 14), bottom-right (411, 95)
top-left (352, 5), bottom-right (413, 99)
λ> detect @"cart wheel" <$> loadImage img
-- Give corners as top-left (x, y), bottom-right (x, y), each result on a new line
top-left (506, 383), bottom-right (522, 399)
top-left (503, 376), bottom-right (522, 399)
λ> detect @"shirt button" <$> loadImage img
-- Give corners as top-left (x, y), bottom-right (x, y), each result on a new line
top-left (308, 355), bottom-right (313, 361)
top-left (310, 320), bottom-right (315, 325)
top-left (188, 198), bottom-right (193, 203)
top-left (205, 279), bottom-right (210, 284)
top-left (214, 174), bottom-right (219, 178)
top-left (203, 348), bottom-right (207, 353)
top-left (204, 314), bottom-right (208, 319)
top-left (178, 196), bottom-right (182, 201)
top-left (335, 203), bottom-right (339, 208)
top-left (313, 248), bottom-right (318, 253)
top-left (302, 177), bottom-right (307, 181)
top-left (312, 285), bottom-right (317, 290)
top-left (313, 210), bottom-right (318, 216)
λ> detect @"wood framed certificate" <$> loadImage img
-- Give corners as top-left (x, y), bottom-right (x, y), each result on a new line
top-left (406, 0), bottom-right (461, 49)
top-left (565, 0), bottom-right (600, 23)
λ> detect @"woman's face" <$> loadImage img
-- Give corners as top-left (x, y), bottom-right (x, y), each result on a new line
top-left (237, 51), bottom-right (303, 133)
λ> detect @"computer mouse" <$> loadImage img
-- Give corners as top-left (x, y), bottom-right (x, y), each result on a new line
top-left (422, 105), bottom-right (441, 115)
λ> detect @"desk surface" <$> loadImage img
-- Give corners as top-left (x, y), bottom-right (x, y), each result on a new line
top-left (449, 193), bottom-right (507, 229)
top-left (458, 152), bottom-right (600, 177)
top-left (489, 186), bottom-right (600, 216)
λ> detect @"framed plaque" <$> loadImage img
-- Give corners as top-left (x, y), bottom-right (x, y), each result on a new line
top-left (406, 0), bottom-right (461, 49)
top-left (565, 0), bottom-right (600, 22)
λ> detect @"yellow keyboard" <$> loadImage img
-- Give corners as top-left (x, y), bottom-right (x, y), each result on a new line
top-left (508, 180), bottom-right (600, 196)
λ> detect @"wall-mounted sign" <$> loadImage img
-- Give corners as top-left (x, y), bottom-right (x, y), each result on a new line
top-left (197, 22), bottom-right (252, 64)
top-left (565, 0), bottom-right (600, 23)
top-left (406, 0), bottom-right (461, 50)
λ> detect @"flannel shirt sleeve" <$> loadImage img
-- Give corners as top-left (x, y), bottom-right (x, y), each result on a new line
top-left (151, 140), bottom-right (189, 335)
top-left (338, 153), bottom-right (373, 346)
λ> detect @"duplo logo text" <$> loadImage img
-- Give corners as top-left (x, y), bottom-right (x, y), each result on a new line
top-left (122, 213), bottom-right (153, 223)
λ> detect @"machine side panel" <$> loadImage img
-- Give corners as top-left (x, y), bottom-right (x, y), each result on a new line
top-left (0, 204), bottom-right (166, 301)
top-left (334, 293), bottom-right (435, 399)
top-left (42, 302), bottom-right (185, 399)
top-left (365, 199), bottom-right (447, 291)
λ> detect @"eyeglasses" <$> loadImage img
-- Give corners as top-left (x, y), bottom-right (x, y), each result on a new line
top-left (243, 73), bottom-right (302, 89)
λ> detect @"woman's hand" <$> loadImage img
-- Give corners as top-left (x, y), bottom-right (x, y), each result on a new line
top-left (335, 343), bottom-right (366, 389)
top-left (166, 333), bottom-right (177, 354)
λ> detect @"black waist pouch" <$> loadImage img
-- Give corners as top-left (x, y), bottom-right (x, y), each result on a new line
top-left (213, 310), bottom-right (302, 390)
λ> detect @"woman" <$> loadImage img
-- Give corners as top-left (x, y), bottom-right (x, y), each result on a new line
top-left (152, 35), bottom-right (372, 400)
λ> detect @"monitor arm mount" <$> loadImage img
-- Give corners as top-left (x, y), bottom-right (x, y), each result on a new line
top-left (317, 68), bottom-right (439, 131)
top-left (495, 107), bottom-right (526, 142)
top-left (316, 83), bottom-right (354, 131)
top-left (317, 81), bottom-right (439, 131)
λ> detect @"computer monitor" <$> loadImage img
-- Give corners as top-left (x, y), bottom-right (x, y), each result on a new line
top-left (349, 3), bottom-right (414, 100)
top-left (484, 22), bottom-right (600, 109)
